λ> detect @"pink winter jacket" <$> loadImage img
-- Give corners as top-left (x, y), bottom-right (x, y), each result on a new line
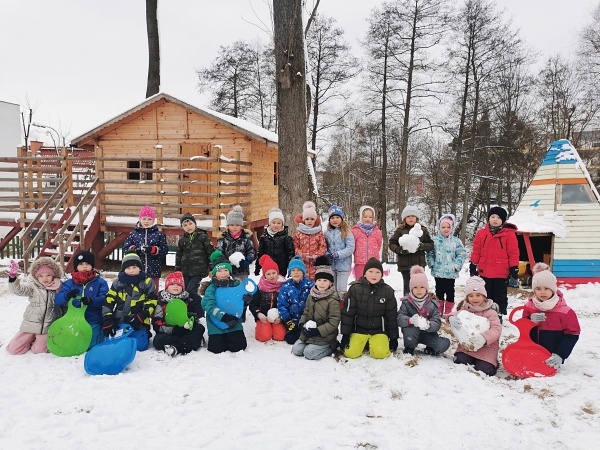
top-left (449, 299), bottom-right (502, 367)
top-left (351, 223), bottom-right (383, 265)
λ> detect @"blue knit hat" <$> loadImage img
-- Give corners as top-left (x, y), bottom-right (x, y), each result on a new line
top-left (328, 204), bottom-right (344, 220)
top-left (287, 255), bottom-right (306, 276)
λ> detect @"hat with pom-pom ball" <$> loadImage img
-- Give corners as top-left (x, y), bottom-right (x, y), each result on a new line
top-left (409, 265), bottom-right (429, 291)
top-left (314, 255), bottom-right (334, 283)
top-left (210, 250), bottom-right (233, 276)
top-left (532, 262), bottom-right (557, 294)
top-left (302, 201), bottom-right (317, 220)
top-left (226, 205), bottom-right (245, 226)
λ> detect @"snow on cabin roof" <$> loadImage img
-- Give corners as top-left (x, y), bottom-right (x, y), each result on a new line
top-left (508, 210), bottom-right (568, 238)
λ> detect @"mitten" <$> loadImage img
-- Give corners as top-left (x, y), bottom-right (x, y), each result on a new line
top-left (530, 312), bottom-right (546, 323)
top-left (389, 339), bottom-right (399, 352)
top-left (102, 317), bottom-right (118, 337)
top-left (150, 246), bottom-right (159, 255)
top-left (285, 320), bottom-right (297, 332)
top-left (221, 313), bottom-right (239, 327)
top-left (66, 289), bottom-right (80, 300)
top-left (418, 320), bottom-right (430, 331)
top-left (408, 314), bottom-right (421, 326)
top-left (303, 326), bottom-right (319, 337)
top-left (509, 266), bottom-right (519, 279)
top-left (183, 317), bottom-right (194, 330)
top-left (245, 255), bottom-right (253, 266)
top-left (257, 312), bottom-right (267, 323)
top-left (80, 296), bottom-right (92, 306)
top-left (243, 294), bottom-right (253, 305)
top-left (340, 334), bottom-right (350, 349)
top-left (545, 353), bottom-right (563, 369)
top-left (469, 263), bottom-right (478, 277)
top-left (9, 260), bottom-right (19, 278)
top-left (448, 316), bottom-right (462, 328)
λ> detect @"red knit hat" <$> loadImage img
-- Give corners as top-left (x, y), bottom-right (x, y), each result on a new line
top-left (259, 254), bottom-right (279, 275)
top-left (165, 271), bottom-right (185, 290)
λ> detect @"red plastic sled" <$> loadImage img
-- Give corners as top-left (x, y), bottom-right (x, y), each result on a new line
top-left (502, 306), bottom-right (557, 378)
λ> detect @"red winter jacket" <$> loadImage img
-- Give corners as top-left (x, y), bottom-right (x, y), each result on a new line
top-left (470, 223), bottom-right (519, 279)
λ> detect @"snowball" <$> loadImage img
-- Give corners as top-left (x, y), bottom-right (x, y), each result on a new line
top-left (415, 316), bottom-right (429, 330)
top-left (267, 308), bottom-right (280, 323)
top-left (398, 234), bottom-right (420, 253)
top-left (229, 251), bottom-right (245, 268)
top-left (409, 222), bottom-right (423, 238)
top-left (451, 310), bottom-right (490, 352)
top-left (304, 320), bottom-right (317, 329)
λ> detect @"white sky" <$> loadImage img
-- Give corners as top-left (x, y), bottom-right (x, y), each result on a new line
top-left (0, 0), bottom-right (597, 144)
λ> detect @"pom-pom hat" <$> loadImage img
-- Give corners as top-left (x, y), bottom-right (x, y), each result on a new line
top-left (465, 276), bottom-right (487, 297)
top-left (314, 256), bottom-right (334, 283)
top-left (75, 250), bottom-right (95, 270)
top-left (302, 201), bottom-right (317, 220)
top-left (227, 205), bottom-right (244, 226)
top-left (531, 262), bottom-right (557, 293)
top-left (139, 205), bottom-right (156, 220)
top-left (210, 250), bottom-right (232, 276)
top-left (488, 206), bottom-right (507, 223)
top-left (409, 265), bottom-right (429, 291)
top-left (401, 205), bottom-right (420, 221)
top-left (165, 271), bottom-right (185, 290)
top-left (259, 254), bottom-right (279, 275)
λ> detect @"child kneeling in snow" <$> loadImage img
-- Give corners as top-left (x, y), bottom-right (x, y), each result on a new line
top-left (522, 263), bottom-right (580, 370)
top-left (250, 254), bottom-right (287, 342)
top-left (278, 256), bottom-right (315, 344)
top-left (292, 257), bottom-right (341, 360)
top-left (397, 266), bottom-right (450, 356)
top-left (448, 276), bottom-right (502, 376)
top-left (152, 271), bottom-right (206, 357)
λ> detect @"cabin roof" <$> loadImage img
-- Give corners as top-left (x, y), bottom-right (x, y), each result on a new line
top-left (70, 92), bottom-right (279, 147)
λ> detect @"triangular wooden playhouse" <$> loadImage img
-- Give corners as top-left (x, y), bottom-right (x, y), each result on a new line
top-left (511, 139), bottom-right (600, 285)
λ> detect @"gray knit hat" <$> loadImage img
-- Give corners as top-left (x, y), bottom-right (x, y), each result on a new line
top-left (227, 205), bottom-right (244, 226)
top-left (122, 252), bottom-right (143, 271)
top-left (314, 256), bottom-right (334, 283)
top-left (401, 205), bottom-right (420, 221)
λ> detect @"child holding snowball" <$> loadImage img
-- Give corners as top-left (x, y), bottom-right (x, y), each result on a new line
top-left (249, 254), bottom-right (287, 342)
top-left (389, 205), bottom-right (433, 295)
top-left (448, 276), bottom-right (502, 376)
top-left (397, 266), bottom-right (449, 356)
top-left (292, 256), bottom-right (341, 360)
top-left (522, 263), bottom-right (580, 370)
top-left (217, 205), bottom-right (256, 280)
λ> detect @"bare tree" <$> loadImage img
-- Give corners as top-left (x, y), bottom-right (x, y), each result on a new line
top-left (145, 0), bottom-right (160, 98)
top-left (579, 3), bottom-right (600, 79)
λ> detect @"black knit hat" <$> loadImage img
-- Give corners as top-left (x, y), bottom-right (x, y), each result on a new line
top-left (180, 212), bottom-right (196, 226)
top-left (488, 206), bottom-right (508, 223)
top-left (314, 256), bottom-right (334, 283)
top-left (74, 250), bottom-right (95, 270)
top-left (363, 257), bottom-right (384, 276)
top-left (122, 252), bottom-right (143, 271)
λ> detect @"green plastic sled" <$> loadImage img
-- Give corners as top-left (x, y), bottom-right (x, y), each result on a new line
top-left (165, 298), bottom-right (189, 326)
top-left (47, 298), bottom-right (93, 357)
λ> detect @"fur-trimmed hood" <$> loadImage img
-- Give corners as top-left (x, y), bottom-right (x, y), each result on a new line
top-left (29, 257), bottom-right (64, 280)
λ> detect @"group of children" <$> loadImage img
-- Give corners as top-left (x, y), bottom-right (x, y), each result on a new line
top-left (5, 203), bottom-right (580, 377)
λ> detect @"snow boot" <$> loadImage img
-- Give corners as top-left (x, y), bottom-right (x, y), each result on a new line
top-left (423, 347), bottom-right (442, 356)
top-left (443, 301), bottom-right (454, 316)
top-left (403, 348), bottom-right (415, 356)
top-left (164, 345), bottom-right (178, 357)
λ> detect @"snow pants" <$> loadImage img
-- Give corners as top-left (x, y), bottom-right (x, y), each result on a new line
top-left (344, 333), bottom-right (391, 359)
top-left (482, 277), bottom-right (508, 315)
top-left (184, 274), bottom-right (204, 316)
top-left (292, 341), bottom-right (332, 360)
top-left (207, 330), bottom-right (247, 354)
top-left (6, 332), bottom-right (48, 355)
top-left (401, 327), bottom-right (450, 354)
top-left (255, 320), bottom-right (286, 342)
top-left (454, 352), bottom-right (497, 376)
top-left (153, 323), bottom-right (205, 355)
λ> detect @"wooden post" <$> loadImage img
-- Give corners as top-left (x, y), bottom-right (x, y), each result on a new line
top-left (156, 143), bottom-right (163, 227)
top-left (96, 141), bottom-right (106, 228)
top-left (18, 146), bottom-right (25, 226)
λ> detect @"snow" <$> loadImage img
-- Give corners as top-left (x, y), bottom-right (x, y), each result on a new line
top-left (0, 263), bottom-right (599, 448)
top-left (508, 210), bottom-right (569, 238)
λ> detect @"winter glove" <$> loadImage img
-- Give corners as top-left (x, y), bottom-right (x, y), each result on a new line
top-left (471, 333), bottom-right (487, 351)
top-left (303, 326), bottom-right (320, 337)
top-left (239, 256), bottom-right (253, 268)
top-left (389, 339), bottom-right (399, 352)
top-left (530, 312), bottom-right (546, 323)
top-left (327, 251), bottom-right (339, 261)
top-left (139, 245), bottom-right (149, 254)
top-left (126, 311), bottom-right (148, 330)
top-left (545, 353), bottom-right (563, 369)
top-left (9, 260), bottom-right (19, 278)
top-left (448, 316), bottom-right (462, 328)
top-left (508, 266), bottom-right (519, 287)
top-left (340, 334), bottom-right (350, 349)
top-left (469, 263), bottom-right (478, 277)
top-left (80, 296), bottom-right (92, 306)
top-left (408, 314), bottom-right (421, 326)
top-left (221, 313), bottom-right (239, 328)
top-left (243, 294), bottom-right (253, 306)
top-left (150, 246), bottom-right (159, 255)
top-left (285, 320), bottom-right (297, 332)
top-left (66, 289), bottom-right (80, 300)
top-left (183, 317), bottom-right (194, 330)
top-left (102, 317), bottom-right (118, 337)
top-left (509, 266), bottom-right (519, 279)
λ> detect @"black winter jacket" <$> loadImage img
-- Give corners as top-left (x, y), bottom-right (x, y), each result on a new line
top-left (255, 226), bottom-right (295, 276)
top-left (175, 228), bottom-right (214, 276)
top-left (216, 230), bottom-right (256, 276)
top-left (388, 223), bottom-right (434, 271)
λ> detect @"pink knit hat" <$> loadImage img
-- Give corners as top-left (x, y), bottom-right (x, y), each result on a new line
top-left (139, 205), bottom-right (156, 220)
top-left (532, 263), bottom-right (557, 293)
top-left (302, 201), bottom-right (317, 220)
top-left (35, 264), bottom-right (56, 278)
top-left (409, 265), bottom-right (429, 291)
top-left (465, 276), bottom-right (487, 297)
top-left (440, 216), bottom-right (453, 236)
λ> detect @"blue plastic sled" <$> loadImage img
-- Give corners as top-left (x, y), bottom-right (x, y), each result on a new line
top-left (84, 324), bottom-right (137, 375)
top-left (209, 278), bottom-right (258, 330)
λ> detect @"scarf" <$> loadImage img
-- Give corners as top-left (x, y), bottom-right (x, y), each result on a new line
top-left (229, 230), bottom-right (243, 240)
top-left (488, 224), bottom-right (503, 235)
top-left (464, 298), bottom-right (493, 313)
top-left (358, 222), bottom-right (376, 236)
top-left (533, 293), bottom-right (560, 311)
top-left (297, 223), bottom-right (322, 235)
top-left (160, 290), bottom-right (190, 303)
top-left (409, 292), bottom-right (427, 309)
top-left (71, 270), bottom-right (97, 286)
top-left (212, 277), bottom-right (235, 288)
top-left (309, 285), bottom-right (336, 299)
top-left (118, 272), bottom-right (145, 286)
top-left (258, 275), bottom-right (285, 293)
top-left (266, 226), bottom-right (283, 236)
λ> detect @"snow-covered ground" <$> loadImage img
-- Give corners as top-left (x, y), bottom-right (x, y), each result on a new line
top-left (0, 262), bottom-right (598, 449)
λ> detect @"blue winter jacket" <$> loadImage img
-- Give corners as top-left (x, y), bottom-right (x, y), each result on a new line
top-left (324, 227), bottom-right (355, 272)
top-left (123, 224), bottom-right (169, 278)
top-left (55, 273), bottom-right (109, 326)
top-left (426, 214), bottom-right (466, 279)
top-left (277, 276), bottom-right (315, 324)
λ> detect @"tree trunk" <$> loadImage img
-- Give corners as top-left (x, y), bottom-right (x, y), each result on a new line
top-left (145, 0), bottom-right (160, 98)
top-left (273, 0), bottom-right (309, 228)
top-left (379, 39), bottom-right (389, 262)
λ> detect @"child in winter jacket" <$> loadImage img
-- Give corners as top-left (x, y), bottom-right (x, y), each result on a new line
top-left (250, 254), bottom-right (287, 342)
top-left (278, 256), bottom-right (315, 345)
top-left (202, 250), bottom-right (248, 353)
top-left (176, 212), bottom-right (215, 312)
top-left (324, 205), bottom-right (355, 298)
top-left (448, 276), bottom-right (502, 376)
top-left (293, 201), bottom-right (327, 280)
top-left (102, 253), bottom-right (158, 351)
top-left (351, 205), bottom-right (383, 280)
top-left (469, 206), bottom-right (519, 316)
top-left (55, 250), bottom-right (109, 349)
top-left (217, 205), bottom-right (255, 280)
top-left (426, 214), bottom-right (466, 316)
top-left (152, 271), bottom-right (205, 357)
top-left (123, 205), bottom-right (169, 291)
top-left (254, 207), bottom-right (295, 277)
top-left (340, 257), bottom-right (399, 359)
top-left (522, 263), bottom-right (580, 370)
top-left (389, 205), bottom-right (434, 295)
top-left (292, 257), bottom-right (341, 360)
top-left (398, 266), bottom-right (450, 356)
top-left (6, 258), bottom-right (63, 355)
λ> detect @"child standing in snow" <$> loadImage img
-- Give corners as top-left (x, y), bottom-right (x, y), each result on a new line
top-left (340, 257), bottom-right (399, 359)
top-left (293, 201), bottom-right (327, 280)
top-left (397, 266), bottom-right (450, 356)
top-left (6, 258), bottom-right (63, 355)
top-left (102, 253), bottom-right (158, 351)
top-left (448, 276), bottom-right (502, 376)
top-left (250, 254), bottom-right (287, 342)
top-left (202, 250), bottom-right (248, 353)
top-left (277, 256), bottom-right (315, 345)
top-left (469, 206), bottom-right (519, 316)
top-left (292, 257), bottom-right (341, 360)
top-left (152, 271), bottom-right (205, 357)
top-left (522, 263), bottom-right (580, 370)
top-left (55, 250), bottom-right (109, 349)
top-left (389, 205), bottom-right (434, 295)
top-left (324, 205), bottom-right (355, 297)
top-left (351, 205), bottom-right (383, 280)
top-left (123, 205), bottom-right (169, 291)
top-left (427, 214), bottom-right (466, 316)
top-left (217, 205), bottom-right (255, 280)
top-left (254, 207), bottom-right (295, 277)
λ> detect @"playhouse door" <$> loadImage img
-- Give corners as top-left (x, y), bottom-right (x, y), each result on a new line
top-left (179, 143), bottom-right (212, 215)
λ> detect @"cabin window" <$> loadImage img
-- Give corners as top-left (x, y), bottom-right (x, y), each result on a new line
top-left (273, 161), bottom-right (278, 186)
top-left (558, 184), bottom-right (595, 204)
top-left (128, 160), bottom-right (153, 181)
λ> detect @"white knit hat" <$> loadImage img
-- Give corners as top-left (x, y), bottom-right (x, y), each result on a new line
top-left (401, 205), bottom-right (420, 221)
top-left (268, 207), bottom-right (285, 225)
top-left (532, 263), bottom-right (557, 293)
